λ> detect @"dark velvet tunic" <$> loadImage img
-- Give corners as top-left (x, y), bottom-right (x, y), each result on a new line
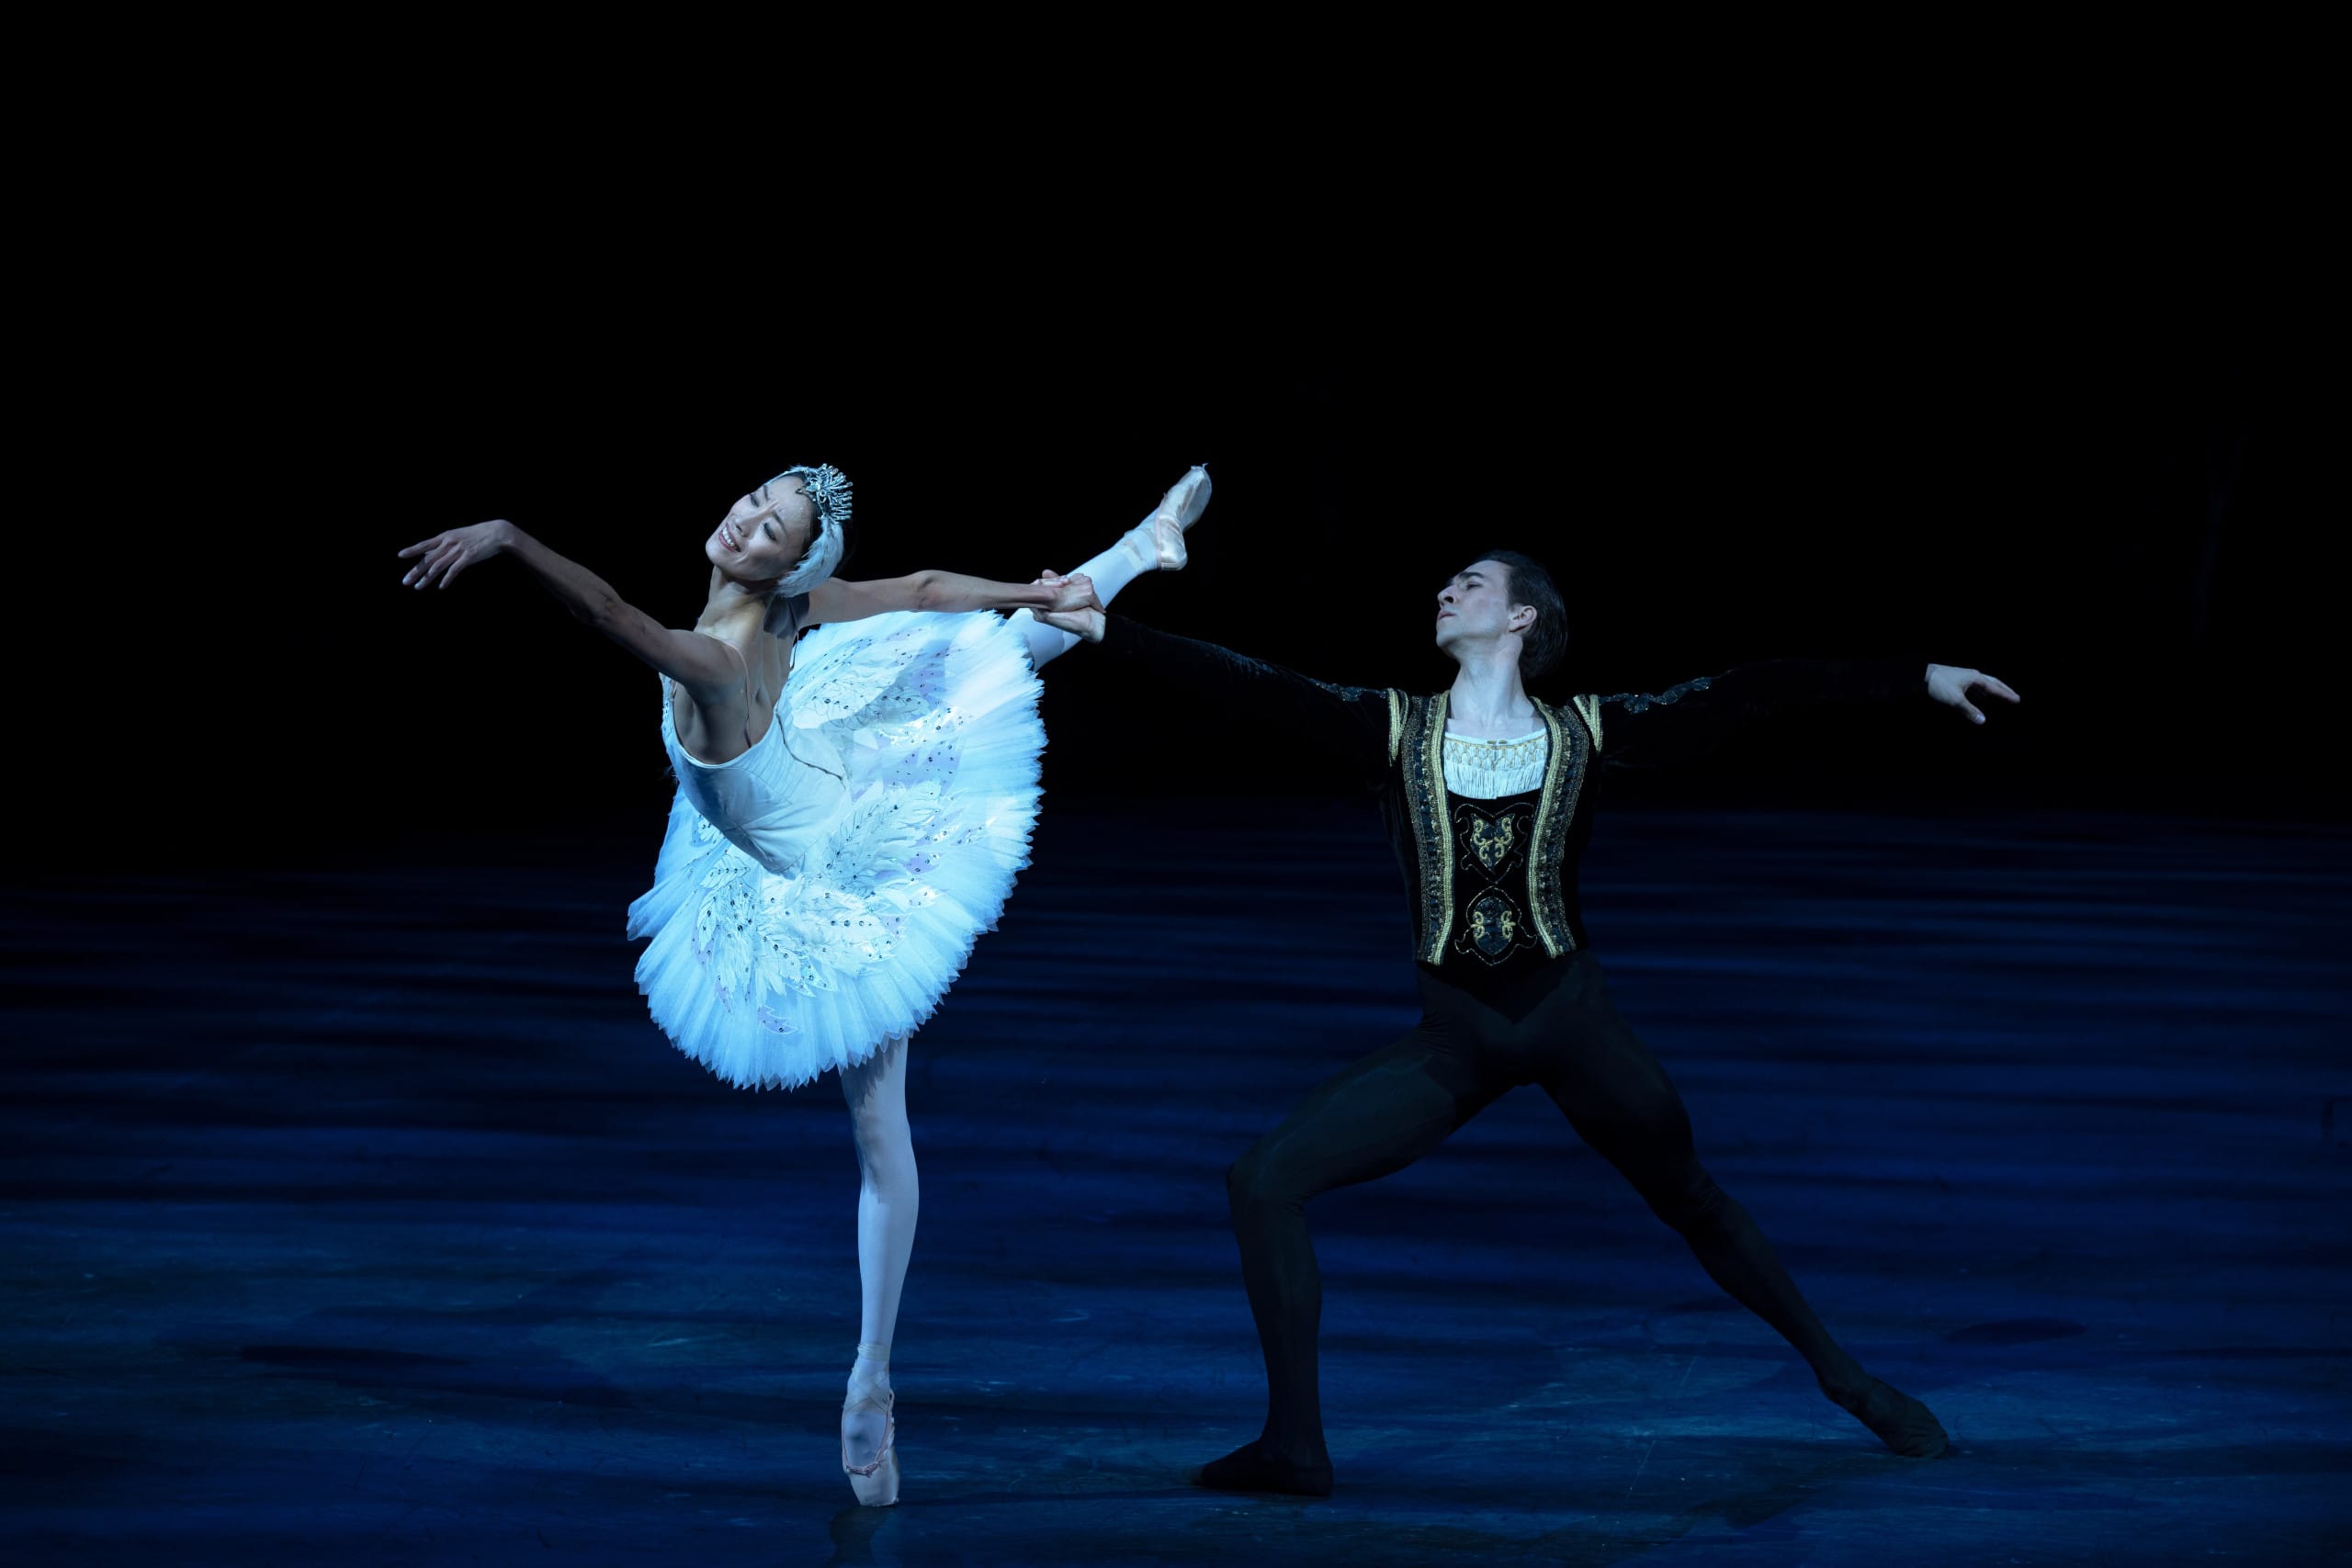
top-left (1438, 785), bottom-right (1549, 988)
top-left (1094, 616), bottom-right (1926, 997)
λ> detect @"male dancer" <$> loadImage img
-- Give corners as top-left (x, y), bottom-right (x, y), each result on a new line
top-left (1041, 550), bottom-right (2018, 1495)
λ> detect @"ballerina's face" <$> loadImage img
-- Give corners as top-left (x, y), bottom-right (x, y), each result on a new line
top-left (1433, 559), bottom-right (1535, 654)
top-left (707, 476), bottom-right (818, 581)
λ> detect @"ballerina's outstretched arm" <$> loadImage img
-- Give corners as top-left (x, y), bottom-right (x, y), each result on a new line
top-left (802, 570), bottom-right (1094, 626)
top-left (397, 519), bottom-right (748, 703)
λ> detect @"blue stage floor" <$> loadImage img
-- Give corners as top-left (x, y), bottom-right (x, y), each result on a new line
top-left (5, 803), bottom-right (2348, 1564)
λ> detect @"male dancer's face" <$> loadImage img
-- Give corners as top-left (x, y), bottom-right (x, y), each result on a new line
top-left (707, 477), bottom-right (818, 582)
top-left (1433, 560), bottom-right (1535, 662)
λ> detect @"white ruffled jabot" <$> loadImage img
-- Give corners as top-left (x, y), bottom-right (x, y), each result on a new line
top-left (1442, 728), bottom-right (1548, 799)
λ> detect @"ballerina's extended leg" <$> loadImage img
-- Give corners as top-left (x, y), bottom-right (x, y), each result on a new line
top-left (1012, 465), bottom-right (1211, 669)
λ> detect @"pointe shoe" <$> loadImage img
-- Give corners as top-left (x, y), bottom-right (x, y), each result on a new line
top-left (1137, 464), bottom-right (1213, 571)
top-left (842, 1389), bottom-right (900, 1506)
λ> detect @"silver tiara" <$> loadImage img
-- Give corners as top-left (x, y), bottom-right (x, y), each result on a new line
top-left (780, 462), bottom-right (853, 530)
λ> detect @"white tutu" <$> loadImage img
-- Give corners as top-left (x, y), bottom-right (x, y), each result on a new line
top-left (626, 610), bottom-right (1046, 1089)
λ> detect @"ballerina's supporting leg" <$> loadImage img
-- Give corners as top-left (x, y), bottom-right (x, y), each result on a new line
top-left (1012, 467), bottom-right (1208, 670)
top-left (841, 1033), bottom-right (917, 1488)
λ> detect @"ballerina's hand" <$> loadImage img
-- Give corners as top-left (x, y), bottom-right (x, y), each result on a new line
top-left (399, 520), bottom-right (515, 590)
top-left (1925, 664), bottom-right (2022, 725)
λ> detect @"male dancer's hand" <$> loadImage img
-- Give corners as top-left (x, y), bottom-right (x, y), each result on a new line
top-left (1925, 664), bottom-right (2021, 725)
top-left (1034, 570), bottom-right (1105, 642)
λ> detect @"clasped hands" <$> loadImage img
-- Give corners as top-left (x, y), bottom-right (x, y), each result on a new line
top-left (1033, 569), bottom-right (1107, 641)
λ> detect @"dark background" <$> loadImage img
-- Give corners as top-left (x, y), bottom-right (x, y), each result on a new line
top-left (11, 28), bottom-right (2334, 880)
top-left (67, 246), bottom-right (2331, 872)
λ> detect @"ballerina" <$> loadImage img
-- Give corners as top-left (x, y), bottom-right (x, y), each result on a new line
top-left (397, 461), bottom-right (1211, 1505)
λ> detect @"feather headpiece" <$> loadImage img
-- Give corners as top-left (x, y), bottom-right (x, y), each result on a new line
top-left (773, 462), bottom-right (854, 594)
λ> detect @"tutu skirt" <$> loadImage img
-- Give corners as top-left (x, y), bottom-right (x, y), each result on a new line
top-left (626, 610), bottom-right (1046, 1089)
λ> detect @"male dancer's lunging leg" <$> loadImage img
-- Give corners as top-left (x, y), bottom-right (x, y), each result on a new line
top-left (1223, 953), bottom-right (1945, 1493)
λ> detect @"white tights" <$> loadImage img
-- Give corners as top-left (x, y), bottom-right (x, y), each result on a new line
top-left (842, 1032), bottom-right (914, 1465)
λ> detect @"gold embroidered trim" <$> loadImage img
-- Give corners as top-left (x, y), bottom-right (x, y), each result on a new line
top-left (1429, 692), bottom-right (1456, 960)
top-left (1467, 892), bottom-right (1520, 956)
top-left (1525, 702), bottom-right (1571, 956)
top-left (1524, 697), bottom-right (1597, 958)
top-left (1401, 692), bottom-right (1459, 964)
top-left (1465, 810), bottom-right (1518, 870)
top-left (1386, 688), bottom-right (1407, 768)
top-left (1571, 693), bottom-right (1602, 754)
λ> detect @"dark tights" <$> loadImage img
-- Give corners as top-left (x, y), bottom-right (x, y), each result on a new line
top-left (1210, 952), bottom-right (1942, 1490)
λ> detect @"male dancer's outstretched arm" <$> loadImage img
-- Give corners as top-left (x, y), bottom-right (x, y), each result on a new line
top-left (1046, 605), bottom-right (1396, 786)
top-left (1593, 659), bottom-right (2018, 771)
top-left (1051, 615), bottom-right (2015, 776)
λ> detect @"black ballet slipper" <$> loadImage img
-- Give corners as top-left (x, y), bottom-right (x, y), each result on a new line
top-left (1824, 1376), bottom-right (1951, 1459)
top-left (1191, 1439), bottom-right (1335, 1497)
